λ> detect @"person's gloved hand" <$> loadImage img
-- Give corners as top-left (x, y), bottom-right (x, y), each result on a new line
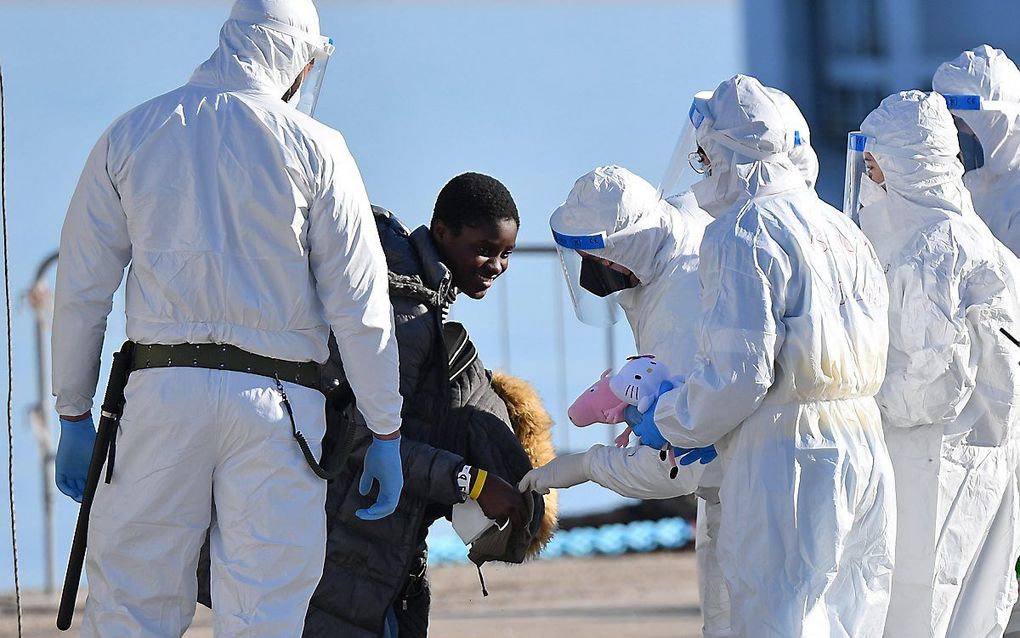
top-left (356, 435), bottom-right (404, 521)
top-left (471, 469), bottom-right (527, 528)
top-left (629, 399), bottom-right (668, 450)
top-left (624, 380), bottom-right (676, 449)
top-left (56, 415), bottom-right (97, 503)
top-left (675, 445), bottom-right (718, 466)
top-left (517, 452), bottom-right (590, 495)
top-left (623, 405), bottom-right (644, 429)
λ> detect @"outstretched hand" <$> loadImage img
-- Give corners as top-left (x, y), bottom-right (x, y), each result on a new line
top-left (518, 452), bottom-right (590, 495)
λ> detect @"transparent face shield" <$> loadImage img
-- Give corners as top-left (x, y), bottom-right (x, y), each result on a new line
top-left (954, 116), bottom-right (985, 172)
top-left (288, 37), bottom-right (335, 118)
top-left (943, 95), bottom-right (994, 173)
top-left (549, 227), bottom-right (624, 327)
top-left (658, 91), bottom-right (713, 200)
top-left (843, 132), bottom-right (881, 225)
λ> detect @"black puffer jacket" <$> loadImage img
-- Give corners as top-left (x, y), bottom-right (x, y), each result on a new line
top-left (303, 208), bottom-right (542, 638)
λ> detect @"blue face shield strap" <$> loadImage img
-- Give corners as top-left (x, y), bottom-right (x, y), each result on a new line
top-left (552, 230), bottom-right (607, 251)
top-left (943, 94), bottom-right (983, 111)
top-left (942, 94), bottom-right (1014, 112)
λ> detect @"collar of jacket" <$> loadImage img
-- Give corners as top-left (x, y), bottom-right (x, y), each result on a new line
top-left (409, 226), bottom-right (457, 311)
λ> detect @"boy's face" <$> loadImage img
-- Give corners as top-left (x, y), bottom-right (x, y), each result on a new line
top-left (432, 218), bottom-right (519, 299)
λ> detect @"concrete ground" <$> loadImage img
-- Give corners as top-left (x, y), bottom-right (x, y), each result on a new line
top-left (1, 552), bottom-right (703, 637)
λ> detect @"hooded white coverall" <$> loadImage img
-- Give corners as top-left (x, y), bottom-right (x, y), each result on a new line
top-left (935, 44), bottom-right (1020, 638)
top-left (51, 1), bottom-right (402, 635)
top-left (687, 84), bottom-right (823, 638)
top-left (544, 167), bottom-right (712, 499)
top-left (538, 167), bottom-right (726, 636)
top-left (653, 74), bottom-right (896, 638)
top-left (934, 45), bottom-right (1020, 257)
top-left (857, 90), bottom-right (1020, 638)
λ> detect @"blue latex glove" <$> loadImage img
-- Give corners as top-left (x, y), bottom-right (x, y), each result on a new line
top-left (675, 445), bottom-right (718, 466)
top-left (625, 380), bottom-right (676, 450)
top-left (632, 403), bottom-right (668, 450)
top-left (623, 404), bottom-right (644, 429)
top-left (356, 435), bottom-right (404, 521)
top-left (56, 415), bottom-right (97, 503)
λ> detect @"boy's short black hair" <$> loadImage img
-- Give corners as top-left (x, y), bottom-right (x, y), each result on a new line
top-left (432, 172), bottom-right (520, 234)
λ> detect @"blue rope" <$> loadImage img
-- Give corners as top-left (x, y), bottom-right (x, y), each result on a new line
top-left (428, 517), bottom-right (694, 566)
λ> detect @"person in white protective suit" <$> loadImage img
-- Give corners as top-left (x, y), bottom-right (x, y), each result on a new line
top-left (934, 45), bottom-right (1020, 638)
top-left (50, 1), bottom-right (405, 636)
top-left (632, 74), bottom-right (895, 638)
top-left (519, 165), bottom-right (712, 499)
top-left (933, 45), bottom-right (1020, 257)
top-left (849, 90), bottom-right (1020, 638)
top-left (521, 165), bottom-right (729, 637)
top-left (681, 84), bottom-right (822, 638)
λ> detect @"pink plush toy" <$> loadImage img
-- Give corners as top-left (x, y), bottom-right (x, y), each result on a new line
top-left (567, 368), bottom-right (632, 447)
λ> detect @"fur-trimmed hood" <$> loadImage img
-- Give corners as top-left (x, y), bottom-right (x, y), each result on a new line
top-left (491, 371), bottom-right (558, 558)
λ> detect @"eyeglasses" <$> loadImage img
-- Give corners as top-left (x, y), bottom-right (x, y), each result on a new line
top-left (688, 150), bottom-right (709, 175)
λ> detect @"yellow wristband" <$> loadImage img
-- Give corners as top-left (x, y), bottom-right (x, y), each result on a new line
top-left (469, 469), bottom-right (488, 500)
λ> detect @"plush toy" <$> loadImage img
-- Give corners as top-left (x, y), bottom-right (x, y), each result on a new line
top-left (567, 368), bottom-right (629, 433)
top-left (609, 355), bottom-right (675, 415)
top-left (568, 355), bottom-right (686, 477)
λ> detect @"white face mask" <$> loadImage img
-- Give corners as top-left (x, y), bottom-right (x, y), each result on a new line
top-left (855, 175), bottom-right (896, 264)
top-left (691, 170), bottom-right (739, 217)
top-left (859, 173), bottom-right (887, 208)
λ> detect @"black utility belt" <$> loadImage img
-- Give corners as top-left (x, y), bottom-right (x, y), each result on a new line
top-left (130, 342), bottom-right (320, 391)
top-left (129, 341), bottom-right (338, 480)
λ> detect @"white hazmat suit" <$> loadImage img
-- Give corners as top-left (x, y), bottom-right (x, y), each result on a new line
top-left (688, 85), bottom-right (822, 638)
top-left (934, 45), bottom-right (1020, 257)
top-left (51, 0), bottom-right (402, 635)
top-left (652, 74), bottom-right (896, 637)
top-left (857, 90), bottom-right (1020, 638)
top-left (524, 167), bottom-right (712, 499)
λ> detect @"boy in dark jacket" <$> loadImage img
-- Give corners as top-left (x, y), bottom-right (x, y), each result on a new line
top-left (304, 173), bottom-right (549, 637)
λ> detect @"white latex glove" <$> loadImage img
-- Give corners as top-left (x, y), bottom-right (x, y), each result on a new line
top-left (518, 452), bottom-right (590, 495)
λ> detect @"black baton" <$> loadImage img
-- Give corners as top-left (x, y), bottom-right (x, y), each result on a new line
top-left (57, 342), bottom-right (134, 631)
top-left (1001, 328), bottom-right (1020, 349)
